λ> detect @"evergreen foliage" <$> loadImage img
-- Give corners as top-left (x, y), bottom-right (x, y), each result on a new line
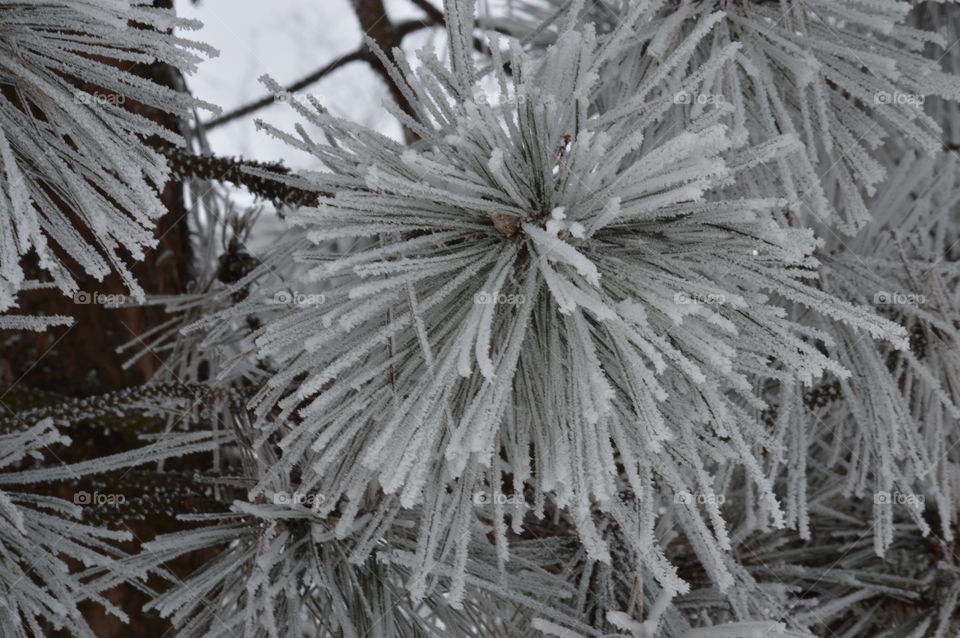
top-left (2, 1), bottom-right (960, 636)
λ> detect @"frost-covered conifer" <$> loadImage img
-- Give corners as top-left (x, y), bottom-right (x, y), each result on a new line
top-left (2, 0), bottom-right (960, 636)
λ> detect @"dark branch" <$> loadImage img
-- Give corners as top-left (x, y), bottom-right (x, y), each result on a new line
top-left (159, 146), bottom-right (323, 207)
top-left (203, 50), bottom-right (364, 131)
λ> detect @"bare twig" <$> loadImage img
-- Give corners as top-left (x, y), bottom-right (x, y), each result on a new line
top-left (203, 51), bottom-right (364, 131)
top-left (202, 17), bottom-right (436, 132)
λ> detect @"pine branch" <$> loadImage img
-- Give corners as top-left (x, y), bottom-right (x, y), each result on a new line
top-left (158, 146), bottom-right (324, 207)
top-left (73, 469), bottom-right (226, 524)
top-left (0, 381), bottom-right (248, 432)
